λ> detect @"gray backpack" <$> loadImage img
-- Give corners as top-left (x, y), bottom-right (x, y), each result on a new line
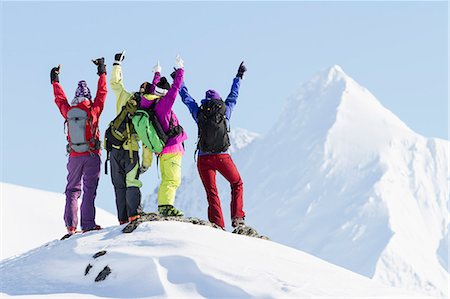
top-left (66, 106), bottom-right (99, 153)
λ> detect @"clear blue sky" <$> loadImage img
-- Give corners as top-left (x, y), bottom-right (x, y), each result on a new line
top-left (1, 1), bottom-right (448, 215)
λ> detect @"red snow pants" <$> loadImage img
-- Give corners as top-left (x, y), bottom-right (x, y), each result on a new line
top-left (197, 154), bottom-right (245, 228)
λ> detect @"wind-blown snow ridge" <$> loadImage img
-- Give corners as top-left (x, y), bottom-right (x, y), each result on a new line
top-left (0, 221), bottom-right (427, 298)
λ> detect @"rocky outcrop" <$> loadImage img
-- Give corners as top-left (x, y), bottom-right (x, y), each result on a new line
top-left (122, 212), bottom-right (269, 240)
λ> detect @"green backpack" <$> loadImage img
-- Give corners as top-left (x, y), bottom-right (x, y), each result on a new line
top-left (132, 100), bottom-right (167, 154)
top-left (132, 99), bottom-right (184, 155)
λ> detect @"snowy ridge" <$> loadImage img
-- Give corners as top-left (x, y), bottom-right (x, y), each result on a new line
top-left (0, 219), bottom-right (427, 298)
top-left (0, 183), bottom-right (117, 260)
top-left (173, 65), bottom-right (449, 297)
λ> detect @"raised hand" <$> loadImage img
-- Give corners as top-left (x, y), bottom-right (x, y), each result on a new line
top-left (92, 57), bottom-right (106, 75)
top-left (175, 55), bottom-right (184, 69)
top-left (114, 51), bottom-right (125, 65)
top-left (236, 61), bottom-right (247, 79)
top-left (50, 64), bottom-right (61, 83)
top-left (170, 67), bottom-right (177, 79)
top-left (153, 60), bottom-right (161, 73)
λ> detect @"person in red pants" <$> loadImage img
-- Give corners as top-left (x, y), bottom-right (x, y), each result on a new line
top-left (179, 62), bottom-right (247, 229)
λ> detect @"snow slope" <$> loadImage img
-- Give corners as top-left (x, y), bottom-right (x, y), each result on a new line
top-left (170, 66), bottom-right (450, 297)
top-left (0, 220), bottom-right (427, 298)
top-left (1, 183), bottom-right (117, 260)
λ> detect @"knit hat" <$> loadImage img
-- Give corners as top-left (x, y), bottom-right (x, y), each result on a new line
top-left (154, 77), bottom-right (170, 96)
top-left (71, 80), bottom-right (92, 106)
top-left (140, 81), bottom-right (153, 94)
top-left (74, 80), bottom-right (92, 100)
top-left (205, 89), bottom-right (221, 100)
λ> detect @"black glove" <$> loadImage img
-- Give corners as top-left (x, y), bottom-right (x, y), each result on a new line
top-left (92, 57), bottom-right (106, 75)
top-left (114, 52), bottom-right (125, 65)
top-left (236, 61), bottom-right (247, 79)
top-left (50, 65), bottom-right (61, 84)
top-left (170, 67), bottom-right (177, 79)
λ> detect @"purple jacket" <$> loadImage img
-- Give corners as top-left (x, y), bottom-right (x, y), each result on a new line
top-left (153, 68), bottom-right (187, 152)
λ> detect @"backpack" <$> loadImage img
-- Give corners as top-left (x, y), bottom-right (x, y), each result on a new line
top-left (104, 99), bottom-right (137, 148)
top-left (132, 100), bottom-right (183, 154)
top-left (65, 105), bottom-right (100, 153)
top-left (103, 93), bottom-right (139, 174)
top-left (197, 98), bottom-right (230, 153)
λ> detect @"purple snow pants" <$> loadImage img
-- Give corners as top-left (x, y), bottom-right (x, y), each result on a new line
top-left (64, 154), bottom-right (101, 230)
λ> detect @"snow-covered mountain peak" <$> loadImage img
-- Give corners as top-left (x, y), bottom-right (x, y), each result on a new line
top-left (276, 65), bottom-right (413, 150)
top-left (325, 64), bottom-right (348, 85)
top-left (304, 64), bottom-right (349, 93)
top-left (228, 128), bottom-right (260, 153)
top-left (329, 64), bottom-right (345, 74)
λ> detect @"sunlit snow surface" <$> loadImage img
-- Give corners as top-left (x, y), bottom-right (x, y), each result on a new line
top-left (0, 219), bottom-right (426, 298)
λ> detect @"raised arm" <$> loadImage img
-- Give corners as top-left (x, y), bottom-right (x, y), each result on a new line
top-left (51, 65), bottom-right (70, 118)
top-left (110, 52), bottom-right (132, 114)
top-left (91, 58), bottom-right (108, 117)
top-left (224, 78), bottom-right (240, 120)
top-left (179, 82), bottom-right (200, 122)
top-left (152, 61), bottom-right (161, 85)
top-left (155, 56), bottom-right (184, 114)
top-left (224, 62), bottom-right (246, 119)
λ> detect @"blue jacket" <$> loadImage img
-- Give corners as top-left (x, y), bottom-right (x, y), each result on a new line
top-left (180, 77), bottom-right (241, 155)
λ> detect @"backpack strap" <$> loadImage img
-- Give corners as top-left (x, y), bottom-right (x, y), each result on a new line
top-left (194, 147), bottom-right (199, 162)
top-left (156, 154), bottom-right (161, 180)
top-left (126, 122), bottom-right (134, 164)
top-left (104, 151), bottom-right (110, 175)
top-left (87, 116), bottom-right (101, 154)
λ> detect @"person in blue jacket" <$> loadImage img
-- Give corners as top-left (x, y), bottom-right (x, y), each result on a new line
top-left (179, 62), bottom-right (247, 229)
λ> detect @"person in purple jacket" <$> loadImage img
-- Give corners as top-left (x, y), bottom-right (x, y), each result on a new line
top-left (140, 56), bottom-right (187, 217)
top-left (179, 62), bottom-right (247, 229)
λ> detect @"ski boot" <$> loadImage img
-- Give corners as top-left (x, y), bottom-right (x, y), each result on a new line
top-left (158, 205), bottom-right (184, 217)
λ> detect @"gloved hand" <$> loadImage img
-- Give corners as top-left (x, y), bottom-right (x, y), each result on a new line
top-left (236, 61), bottom-right (247, 79)
top-left (175, 55), bottom-right (184, 69)
top-left (114, 51), bottom-right (125, 65)
top-left (125, 99), bottom-right (138, 114)
top-left (170, 67), bottom-right (177, 79)
top-left (92, 57), bottom-right (106, 75)
top-left (153, 60), bottom-right (162, 73)
top-left (139, 165), bottom-right (149, 174)
top-left (50, 65), bottom-right (61, 84)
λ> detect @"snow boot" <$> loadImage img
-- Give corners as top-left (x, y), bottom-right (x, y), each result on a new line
top-left (231, 217), bottom-right (245, 228)
top-left (128, 215), bottom-right (141, 222)
top-left (82, 225), bottom-right (102, 233)
top-left (158, 205), bottom-right (184, 217)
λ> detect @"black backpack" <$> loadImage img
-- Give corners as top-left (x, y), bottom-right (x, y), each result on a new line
top-left (197, 98), bottom-right (230, 153)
